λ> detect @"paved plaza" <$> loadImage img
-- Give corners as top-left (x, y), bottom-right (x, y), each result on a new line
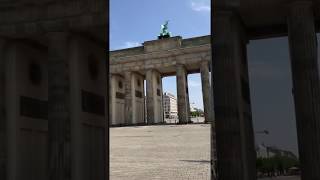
top-left (110, 124), bottom-right (211, 180)
top-left (260, 177), bottom-right (300, 180)
top-left (110, 124), bottom-right (301, 180)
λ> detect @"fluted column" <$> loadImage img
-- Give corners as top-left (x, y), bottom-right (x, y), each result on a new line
top-left (176, 64), bottom-right (188, 124)
top-left (124, 71), bottom-right (133, 125)
top-left (212, 11), bottom-right (256, 180)
top-left (109, 74), bottom-right (113, 126)
top-left (146, 69), bottom-right (163, 124)
top-left (209, 57), bottom-right (217, 179)
top-left (48, 32), bottom-right (71, 180)
top-left (288, 2), bottom-right (320, 179)
top-left (186, 76), bottom-right (191, 123)
top-left (0, 39), bottom-right (6, 180)
top-left (200, 60), bottom-right (211, 123)
top-left (146, 69), bottom-right (155, 124)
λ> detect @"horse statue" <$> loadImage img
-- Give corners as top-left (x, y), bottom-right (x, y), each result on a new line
top-left (158, 20), bottom-right (171, 39)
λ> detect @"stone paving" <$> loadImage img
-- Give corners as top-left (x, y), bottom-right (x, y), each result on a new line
top-left (110, 124), bottom-right (300, 180)
top-left (110, 124), bottom-right (211, 180)
top-left (259, 176), bottom-right (300, 180)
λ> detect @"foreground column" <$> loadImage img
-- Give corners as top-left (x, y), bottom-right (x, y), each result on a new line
top-left (146, 70), bottom-right (154, 124)
top-left (48, 32), bottom-right (71, 180)
top-left (0, 39), bottom-right (6, 180)
top-left (176, 64), bottom-right (189, 124)
top-left (212, 11), bottom-right (256, 180)
top-left (124, 71), bottom-right (133, 125)
top-left (287, 2), bottom-right (320, 179)
top-left (186, 76), bottom-right (191, 123)
top-left (110, 74), bottom-right (126, 125)
top-left (200, 60), bottom-right (211, 123)
top-left (124, 72), bottom-right (145, 125)
top-left (146, 69), bottom-right (163, 124)
top-left (131, 73), bottom-right (145, 125)
top-left (209, 58), bottom-right (217, 179)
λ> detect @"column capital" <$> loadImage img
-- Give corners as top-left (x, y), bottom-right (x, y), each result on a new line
top-left (146, 68), bottom-right (160, 75)
top-left (124, 71), bottom-right (132, 76)
top-left (213, 10), bottom-right (247, 45)
top-left (176, 63), bottom-right (186, 69)
top-left (200, 60), bottom-right (209, 67)
top-left (287, 1), bottom-right (314, 19)
top-left (214, 10), bottom-right (246, 27)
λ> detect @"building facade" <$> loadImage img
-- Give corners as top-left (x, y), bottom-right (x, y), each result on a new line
top-left (110, 36), bottom-right (212, 125)
top-left (190, 102), bottom-right (197, 112)
top-left (163, 92), bottom-right (178, 119)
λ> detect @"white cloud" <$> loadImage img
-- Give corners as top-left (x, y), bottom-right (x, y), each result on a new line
top-left (190, 0), bottom-right (210, 12)
top-left (188, 80), bottom-right (201, 87)
top-left (120, 41), bottom-right (141, 49)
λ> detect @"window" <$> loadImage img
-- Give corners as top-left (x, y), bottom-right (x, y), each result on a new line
top-left (241, 78), bottom-right (251, 104)
top-left (118, 81), bottom-right (123, 89)
top-left (137, 79), bottom-right (141, 87)
top-left (88, 54), bottom-right (99, 80)
top-left (135, 90), bottom-right (143, 98)
top-left (29, 62), bottom-right (42, 86)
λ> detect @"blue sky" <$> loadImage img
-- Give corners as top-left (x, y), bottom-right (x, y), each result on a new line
top-left (110, 0), bottom-right (210, 110)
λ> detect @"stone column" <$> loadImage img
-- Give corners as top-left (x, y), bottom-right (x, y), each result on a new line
top-left (200, 60), bottom-right (211, 123)
top-left (159, 77), bottom-right (164, 123)
top-left (146, 70), bottom-right (155, 124)
top-left (48, 32), bottom-right (71, 180)
top-left (176, 64), bottom-right (188, 124)
top-left (124, 71), bottom-right (133, 125)
top-left (186, 75), bottom-right (191, 123)
top-left (209, 57), bottom-right (217, 179)
top-left (0, 39), bottom-right (6, 180)
top-left (109, 74), bottom-right (113, 126)
top-left (146, 69), bottom-right (163, 124)
top-left (287, 2), bottom-right (320, 179)
top-left (212, 11), bottom-right (256, 180)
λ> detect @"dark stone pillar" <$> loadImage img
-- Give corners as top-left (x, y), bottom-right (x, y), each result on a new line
top-left (0, 39), bottom-right (6, 180)
top-left (176, 64), bottom-right (188, 124)
top-left (212, 11), bottom-right (256, 180)
top-left (200, 60), bottom-right (211, 123)
top-left (124, 71), bottom-right (133, 125)
top-left (209, 58), bottom-right (217, 179)
top-left (186, 74), bottom-right (191, 123)
top-left (48, 32), bottom-right (71, 180)
top-left (146, 69), bottom-right (155, 124)
top-left (287, 2), bottom-right (320, 179)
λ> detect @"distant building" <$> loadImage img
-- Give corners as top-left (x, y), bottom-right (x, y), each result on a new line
top-left (163, 92), bottom-right (178, 118)
top-left (190, 102), bottom-right (197, 112)
top-left (256, 144), bottom-right (275, 158)
top-left (256, 144), bottom-right (297, 159)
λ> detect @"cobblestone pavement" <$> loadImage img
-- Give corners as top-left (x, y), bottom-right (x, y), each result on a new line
top-left (259, 176), bottom-right (300, 180)
top-left (110, 124), bottom-right (211, 180)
